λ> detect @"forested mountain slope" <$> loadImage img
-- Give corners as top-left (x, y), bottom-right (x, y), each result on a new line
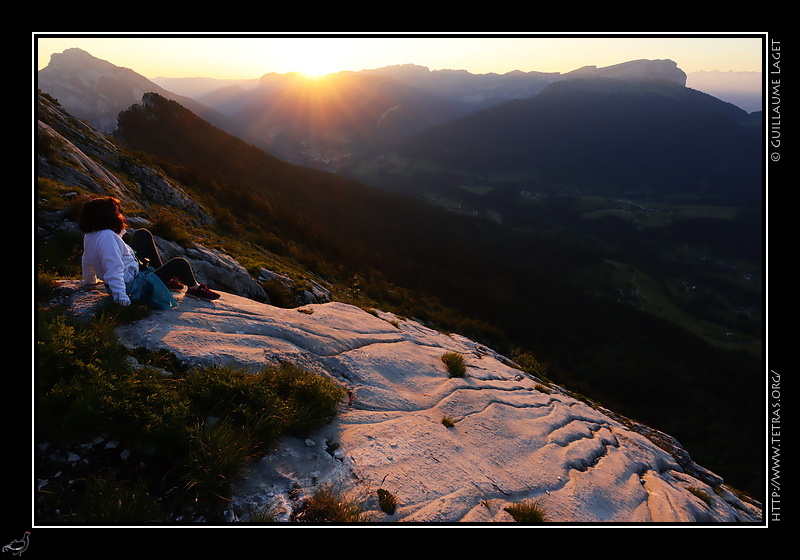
top-left (365, 78), bottom-right (762, 199)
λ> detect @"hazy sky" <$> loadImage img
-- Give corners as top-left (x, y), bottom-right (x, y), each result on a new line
top-left (34, 33), bottom-right (765, 80)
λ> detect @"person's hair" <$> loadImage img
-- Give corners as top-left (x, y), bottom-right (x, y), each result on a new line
top-left (78, 196), bottom-right (128, 234)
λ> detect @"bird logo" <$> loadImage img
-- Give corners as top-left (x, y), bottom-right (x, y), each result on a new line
top-left (2, 532), bottom-right (29, 556)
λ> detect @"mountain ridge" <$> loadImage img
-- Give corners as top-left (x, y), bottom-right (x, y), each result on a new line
top-left (149, 59), bottom-right (688, 102)
top-left (40, 49), bottom-right (750, 175)
top-left (365, 76), bottom-right (761, 199)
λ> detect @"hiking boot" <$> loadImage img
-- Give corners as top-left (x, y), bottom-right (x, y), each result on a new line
top-left (167, 277), bottom-right (186, 292)
top-left (186, 283), bottom-right (220, 301)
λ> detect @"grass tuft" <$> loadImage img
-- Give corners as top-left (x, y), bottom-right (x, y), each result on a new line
top-left (688, 486), bottom-right (714, 508)
top-left (183, 418), bottom-right (254, 501)
top-left (441, 351), bottom-right (467, 377)
top-left (504, 499), bottom-right (548, 523)
top-left (377, 488), bottom-right (398, 515)
top-left (295, 484), bottom-right (369, 522)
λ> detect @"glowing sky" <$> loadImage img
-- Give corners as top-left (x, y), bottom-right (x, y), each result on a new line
top-left (34, 33), bottom-right (765, 80)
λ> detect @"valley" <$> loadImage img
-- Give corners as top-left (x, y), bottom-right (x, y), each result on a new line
top-left (406, 185), bottom-right (762, 356)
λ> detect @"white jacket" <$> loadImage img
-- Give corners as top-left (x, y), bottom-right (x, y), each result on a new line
top-left (82, 229), bottom-right (139, 305)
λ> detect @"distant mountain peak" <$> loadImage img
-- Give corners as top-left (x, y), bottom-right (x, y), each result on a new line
top-left (38, 48), bottom-right (234, 135)
top-left (46, 47), bottom-right (103, 67)
top-left (564, 59), bottom-right (686, 86)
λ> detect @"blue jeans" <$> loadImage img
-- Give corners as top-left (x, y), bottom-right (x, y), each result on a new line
top-left (128, 229), bottom-right (198, 287)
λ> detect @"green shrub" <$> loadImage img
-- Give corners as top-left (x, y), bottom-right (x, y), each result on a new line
top-left (42, 361), bottom-right (192, 454)
top-left (36, 312), bottom-right (188, 450)
top-left (148, 208), bottom-right (192, 246)
top-left (184, 418), bottom-right (255, 501)
top-left (261, 361), bottom-right (348, 437)
top-left (36, 312), bottom-right (128, 391)
top-left (441, 352), bottom-right (467, 377)
top-left (181, 365), bottom-right (263, 420)
top-left (512, 350), bottom-right (549, 380)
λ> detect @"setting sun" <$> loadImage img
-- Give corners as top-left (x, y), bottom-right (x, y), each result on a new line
top-left (275, 38), bottom-right (351, 78)
top-left (298, 69), bottom-right (333, 79)
top-left (292, 60), bottom-right (338, 79)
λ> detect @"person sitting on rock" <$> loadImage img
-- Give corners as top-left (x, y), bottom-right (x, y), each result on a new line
top-left (78, 196), bottom-right (220, 304)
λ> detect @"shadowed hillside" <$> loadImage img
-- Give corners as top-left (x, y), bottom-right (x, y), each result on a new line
top-left (365, 78), bottom-right (761, 199)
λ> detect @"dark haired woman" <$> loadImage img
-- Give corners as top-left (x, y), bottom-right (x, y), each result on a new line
top-left (78, 197), bottom-right (220, 305)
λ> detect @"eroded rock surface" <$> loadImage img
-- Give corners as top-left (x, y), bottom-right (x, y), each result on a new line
top-left (57, 282), bottom-right (763, 523)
